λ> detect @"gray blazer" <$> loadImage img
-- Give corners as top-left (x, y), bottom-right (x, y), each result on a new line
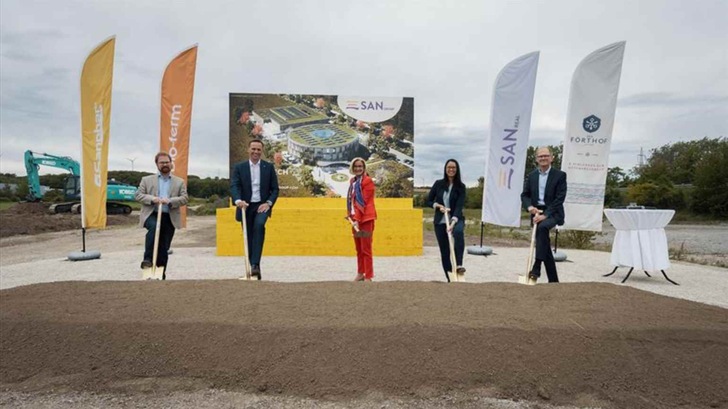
top-left (135, 174), bottom-right (189, 229)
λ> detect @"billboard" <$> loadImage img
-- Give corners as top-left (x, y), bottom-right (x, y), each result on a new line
top-left (229, 93), bottom-right (414, 198)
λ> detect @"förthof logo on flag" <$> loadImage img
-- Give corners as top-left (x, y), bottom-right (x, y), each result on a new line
top-left (582, 115), bottom-right (601, 133)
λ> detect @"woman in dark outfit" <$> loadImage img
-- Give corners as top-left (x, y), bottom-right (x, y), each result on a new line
top-left (426, 159), bottom-right (466, 281)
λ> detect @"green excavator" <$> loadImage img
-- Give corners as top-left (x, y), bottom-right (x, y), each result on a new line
top-left (24, 150), bottom-right (136, 214)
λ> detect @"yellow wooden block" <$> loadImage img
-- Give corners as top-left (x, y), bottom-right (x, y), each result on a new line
top-left (216, 198), bottom-right (422, 256)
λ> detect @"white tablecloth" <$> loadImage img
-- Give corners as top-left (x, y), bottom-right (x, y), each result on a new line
top-left (603, 209), bottom-right (675, 271)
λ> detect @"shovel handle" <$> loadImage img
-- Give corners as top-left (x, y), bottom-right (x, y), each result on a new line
top-left (444, 208), bottom-right (458, 282)
top-left (151, 202), bottom-right (163, 270)
top-left (241, 208), bottom-right (251, 280)
top-left (526, 210), bottom-right (543, 276)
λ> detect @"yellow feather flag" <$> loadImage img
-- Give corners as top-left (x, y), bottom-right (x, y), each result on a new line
top-left (80, 36), bottom-right (115, 229)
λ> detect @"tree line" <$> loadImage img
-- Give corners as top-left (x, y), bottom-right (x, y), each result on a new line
top-left (0, 171), bottom-right (231, 202)
top-left (626, 137), bottom-right (726, 218)
top-left (414, 137), bottom-right (726, 219)
top-left (3, 137), bottom-right (725, 218)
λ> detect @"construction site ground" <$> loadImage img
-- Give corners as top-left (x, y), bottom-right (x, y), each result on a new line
top-left (1, 203), bottom-right (727, 409)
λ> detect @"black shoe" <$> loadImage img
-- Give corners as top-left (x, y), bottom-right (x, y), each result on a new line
top-left (141, 260), bottom-right (152, 269)
top-left (252, 264), bottom-right (261, 280)
top-left (456, 267), bottom-right (466, 274)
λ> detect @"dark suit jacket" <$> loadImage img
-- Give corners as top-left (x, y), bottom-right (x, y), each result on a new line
top-left (521, 167), bottom-right (567, 225)
top-left (230, 159), bottom-right (280, 221)
top-left (425, 179), bottom-right (466, 224)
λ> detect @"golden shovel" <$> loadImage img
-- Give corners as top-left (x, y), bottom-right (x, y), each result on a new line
top-left (444, 208), bottom-right (460, 282)
top-left (142, 203), bottom-right (164, 280)
top-left (518, 210), bottom-right (542, 285)
top-left (240, 207), bottom-right (252, 280)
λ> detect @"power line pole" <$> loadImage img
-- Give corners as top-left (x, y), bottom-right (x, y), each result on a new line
top-left (638, 148), bottom-right (646, 166)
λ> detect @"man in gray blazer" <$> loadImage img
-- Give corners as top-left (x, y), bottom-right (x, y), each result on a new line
top-left (135, 151), bottom-right (189, 279)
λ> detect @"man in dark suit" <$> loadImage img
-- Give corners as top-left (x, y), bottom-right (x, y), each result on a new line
top-left (231, 139), bottom-right (279, 279)
top-left (521, 146), bottom-right (567, 283)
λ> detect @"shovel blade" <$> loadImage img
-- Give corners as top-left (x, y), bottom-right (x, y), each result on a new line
top-left (518, 275), bottom-right (537, 285)
top-left (239, 260), bottom-right (252, 280)
top-left (142, 266), bottom-right (164, 281)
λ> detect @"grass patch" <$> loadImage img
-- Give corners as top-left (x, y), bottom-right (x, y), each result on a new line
top-left (188, 196), bottom-right (230, 216)
top-left (671, 211), bottom-right (724, 224)
top-left (421, 208), bottom-right (528, 241)
top-left (0, 202), bottom-right (17, 211)
top-left (420, 207), bottom-right (607, 250)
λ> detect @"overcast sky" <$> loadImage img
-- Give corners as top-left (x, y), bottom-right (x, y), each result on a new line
top-left (1, 0), bottom-right (726, 185)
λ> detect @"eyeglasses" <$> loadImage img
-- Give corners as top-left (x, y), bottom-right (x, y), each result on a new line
top-left (158, 161), bottom-right (171, 165)
top-left (536, 155), bottom-right (551, 159)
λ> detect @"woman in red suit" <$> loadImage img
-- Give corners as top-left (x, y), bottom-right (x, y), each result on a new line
top-left (346, 157), bottom-right (377, 281)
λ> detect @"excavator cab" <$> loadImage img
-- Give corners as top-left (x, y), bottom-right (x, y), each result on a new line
top-left (64, 175), bottom-right (81, 201)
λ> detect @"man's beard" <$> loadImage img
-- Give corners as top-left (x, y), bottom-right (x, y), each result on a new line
top-left (161, 166), bottom-right (171, 173)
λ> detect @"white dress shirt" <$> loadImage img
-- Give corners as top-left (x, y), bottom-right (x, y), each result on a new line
top-left (538, 166), bottom-right (551, 206)
top-left (249, 160), bottom-right (261, 203)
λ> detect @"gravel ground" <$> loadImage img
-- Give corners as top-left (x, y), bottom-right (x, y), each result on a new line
top-left (1, 216), bottom-right (726, 308)
top-left (1, 215), bottom-right (727, 409)
top-left (594, 222), bottom-right (728, 255)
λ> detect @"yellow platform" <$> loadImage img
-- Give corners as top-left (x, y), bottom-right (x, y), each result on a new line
top-left (216, 198), bottom-right (422, 256)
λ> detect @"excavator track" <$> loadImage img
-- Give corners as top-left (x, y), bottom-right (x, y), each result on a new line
top-left (48, 202), bottom-right (76, 214)
top-left (106, 202), bottom-right (133, 215)
top-left (49, 202), bottom-right (132, 215)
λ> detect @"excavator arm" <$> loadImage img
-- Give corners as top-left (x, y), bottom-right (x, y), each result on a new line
top-left (24, 151), bottom-right (80, 201)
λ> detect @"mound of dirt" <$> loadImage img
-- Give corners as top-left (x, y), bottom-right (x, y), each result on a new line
top-left (0, 203), bottom-right (135, 238)
top-left (2, 281), bottom-right (727, 408)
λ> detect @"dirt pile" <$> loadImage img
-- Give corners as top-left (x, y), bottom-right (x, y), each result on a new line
top-left (0, 202), bottom-right (135, 238)
top-left (2, 281), bottom-right (727, 408)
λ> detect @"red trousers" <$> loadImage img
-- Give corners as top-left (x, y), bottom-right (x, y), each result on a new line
top-left (354, 220), bottom-right (374, 279)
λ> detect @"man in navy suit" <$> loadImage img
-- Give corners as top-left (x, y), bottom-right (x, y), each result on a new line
top-left (231, 139), bottom-right (279, 279)
top-left (521, 146), bottom-right (567, 283)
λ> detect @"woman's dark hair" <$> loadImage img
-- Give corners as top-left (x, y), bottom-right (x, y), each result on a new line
top-left (442, 159), bottom-right (465, 188)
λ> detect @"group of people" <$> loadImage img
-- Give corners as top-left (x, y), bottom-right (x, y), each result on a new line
top-left (136, 140), bottom-right (566, 284)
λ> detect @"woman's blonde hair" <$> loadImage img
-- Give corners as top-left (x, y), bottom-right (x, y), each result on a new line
top-left (349, 157), bottom-right (367, 175)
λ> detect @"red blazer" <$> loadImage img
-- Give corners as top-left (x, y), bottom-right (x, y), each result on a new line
top-left (347, 174), bottom-right (377, 223)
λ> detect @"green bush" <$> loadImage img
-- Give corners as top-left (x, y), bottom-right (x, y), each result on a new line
top-left (0, 186), bottom-right (18, 201)
top-left (604, 185), bottom-right (624, 208)
top-left (189, 195), bottom-right (230, 216)
top-left (557, 230), bottom-right (600, 250)
top-left (42, 189), bottom-right (66, 203)
top-left (626, 181), bottom-right (685, 210)
top-left (691, 140), bottom-right (728, 218)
